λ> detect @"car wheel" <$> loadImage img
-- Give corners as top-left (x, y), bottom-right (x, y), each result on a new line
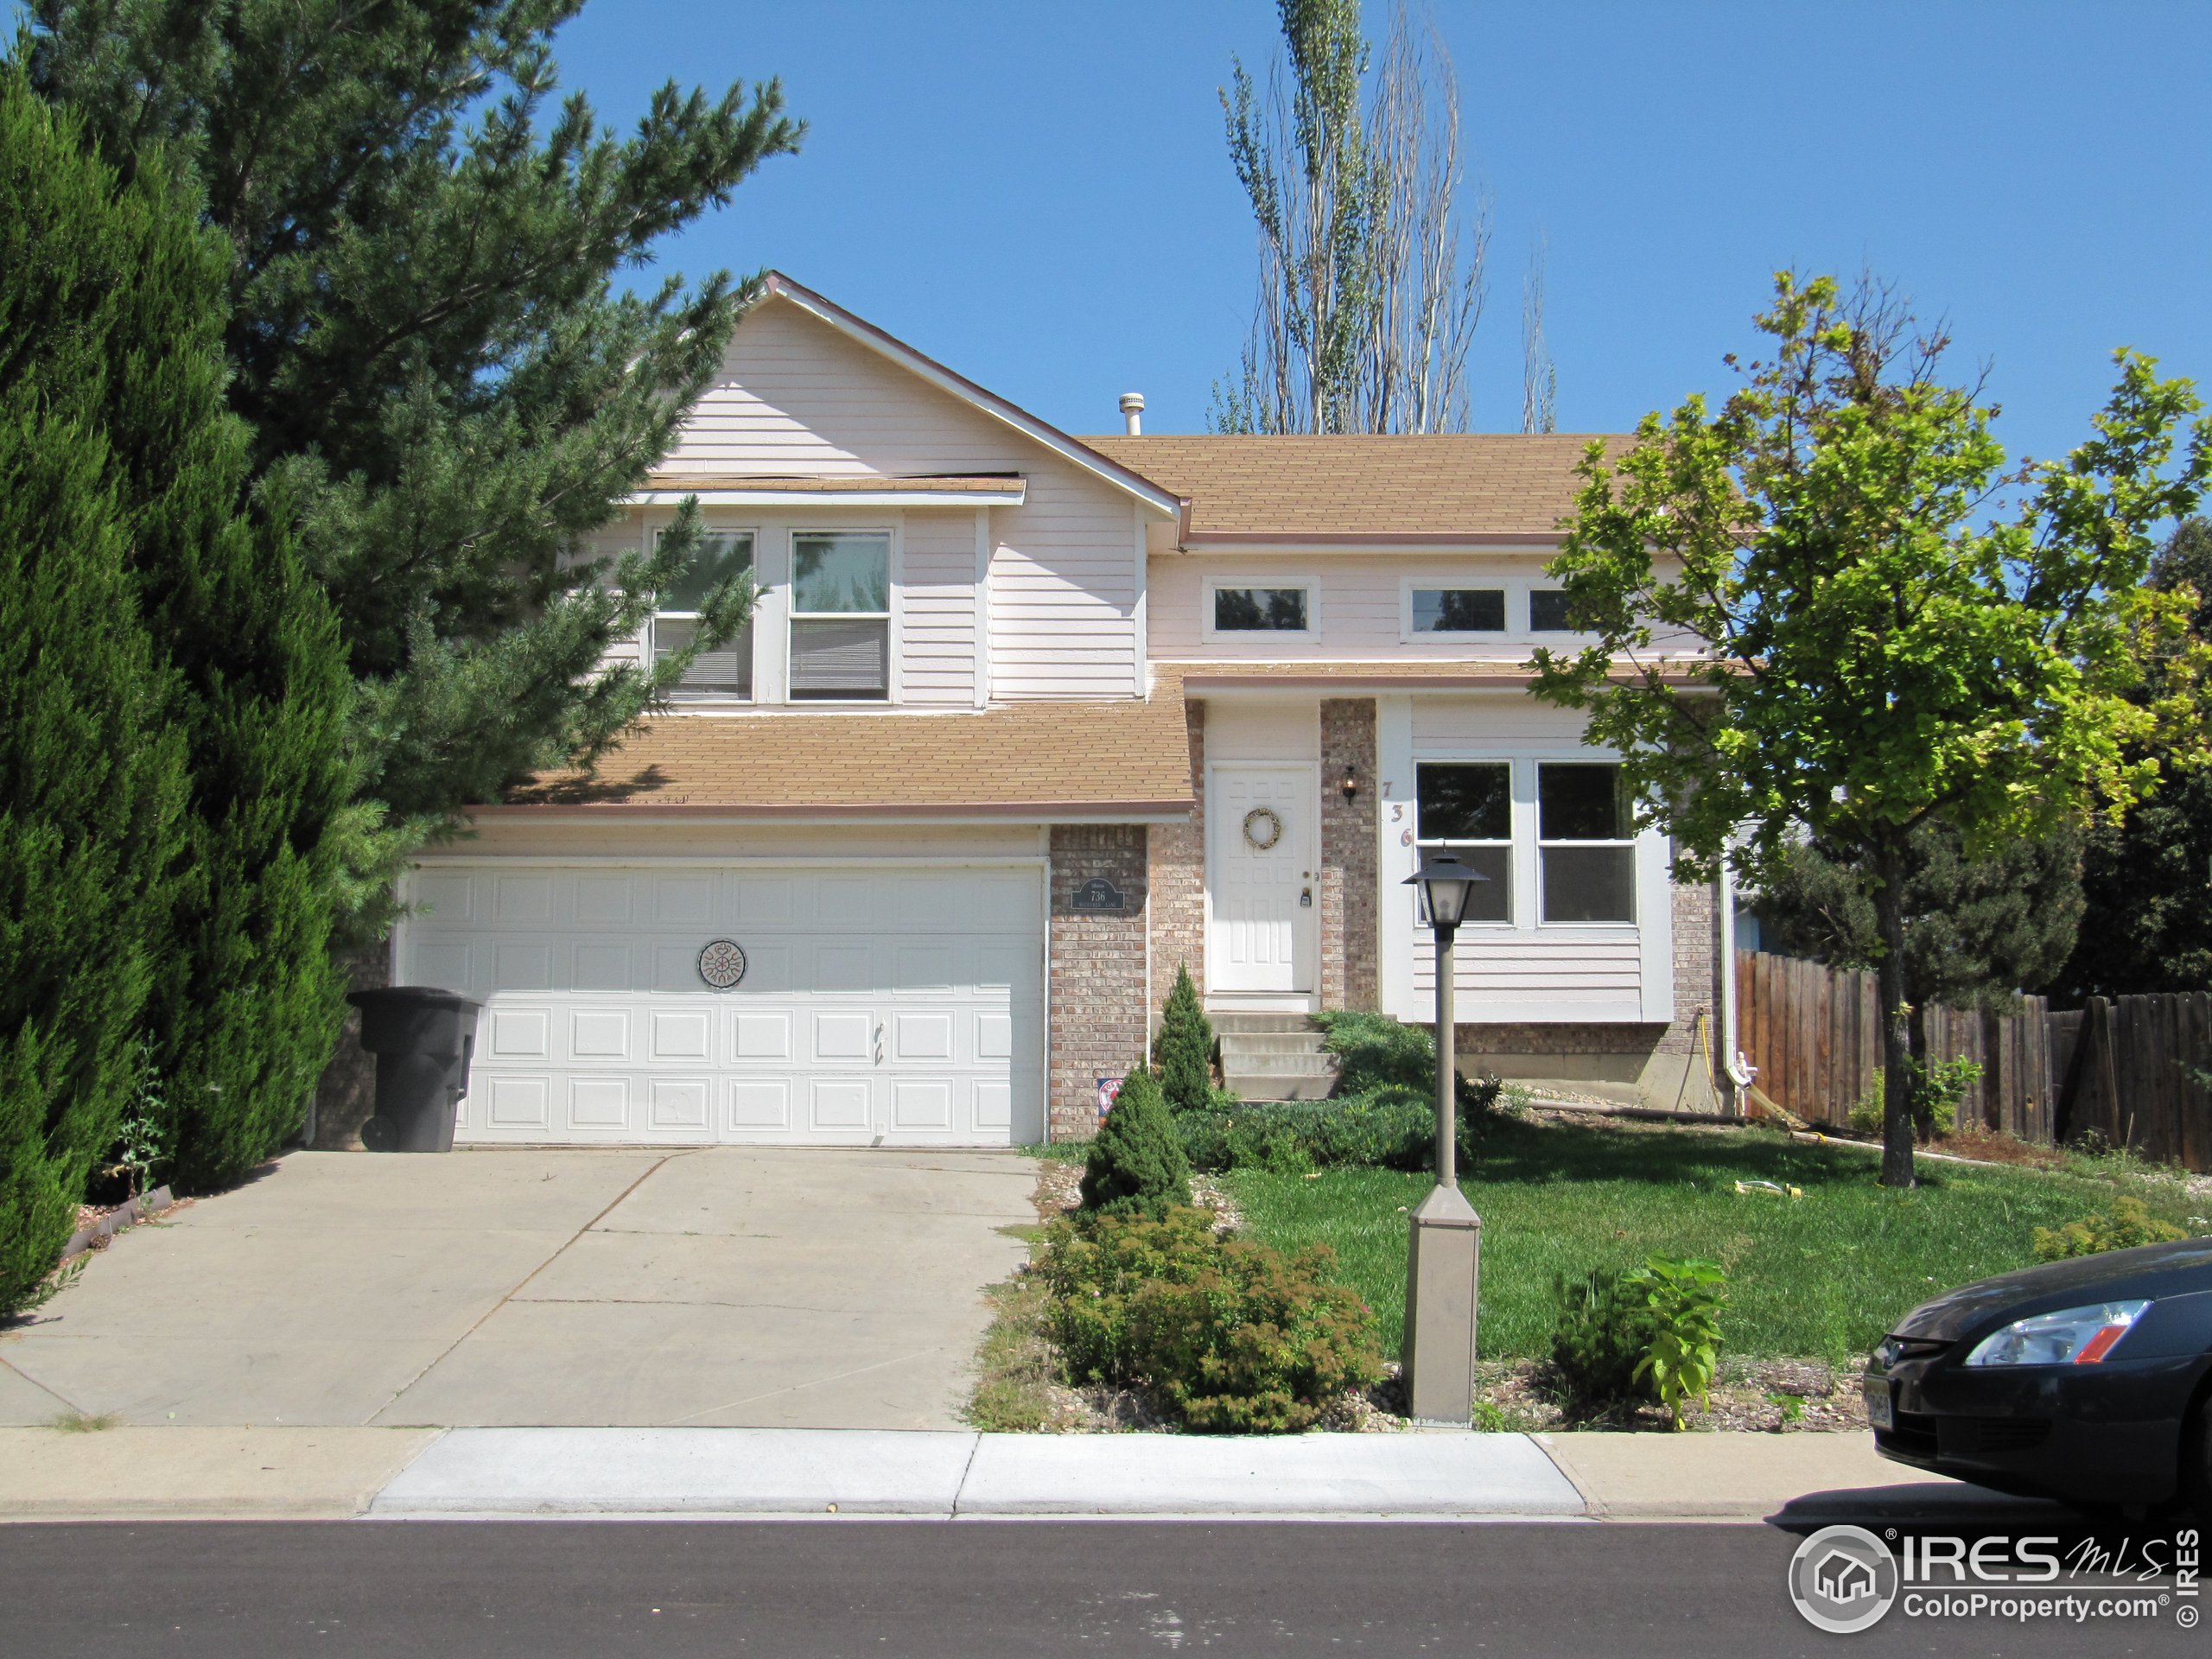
top-left (2184, 1395), bottom-right (2212, 1530)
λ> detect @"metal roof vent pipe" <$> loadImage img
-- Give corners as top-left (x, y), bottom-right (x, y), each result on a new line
top-left (1119, 392), bottom-right (1144, 436)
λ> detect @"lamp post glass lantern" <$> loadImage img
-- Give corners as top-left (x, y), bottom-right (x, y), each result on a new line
top-left (1401, 854), bottom-right (1487, 1425)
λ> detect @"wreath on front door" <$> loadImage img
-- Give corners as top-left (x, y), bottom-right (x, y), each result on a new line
top-left (1242, 806), bottom-right (1284, 850)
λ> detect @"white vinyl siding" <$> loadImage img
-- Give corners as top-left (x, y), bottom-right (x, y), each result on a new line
top-left (1374, 695), bottom-right (1674, 1024)
top-left (900, 511), bottom-right (979, 705)
top-left (651, 299), bottom-right (1141, 700)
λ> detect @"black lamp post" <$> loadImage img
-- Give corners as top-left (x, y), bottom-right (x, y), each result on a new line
top-left (1401, 853), bottom-right (1487, 1424)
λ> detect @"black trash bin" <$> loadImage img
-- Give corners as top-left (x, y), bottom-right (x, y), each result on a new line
top-left (347, 987), bottom-right (481, 1153)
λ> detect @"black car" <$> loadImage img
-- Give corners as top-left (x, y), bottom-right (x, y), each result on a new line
top-left (1866, 1239), bottom-right (2212, 1518)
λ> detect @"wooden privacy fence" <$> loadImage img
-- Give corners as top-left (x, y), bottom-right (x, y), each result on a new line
top-left (1732, 950), bottom-right (2212, 1170)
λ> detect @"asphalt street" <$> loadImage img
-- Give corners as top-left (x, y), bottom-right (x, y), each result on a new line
top-left (0, 1519), bottom-right (2202, 1657)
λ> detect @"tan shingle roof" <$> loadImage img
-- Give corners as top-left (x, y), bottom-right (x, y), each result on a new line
top-left (1084, 434), bottom-right (1633, 542)
top-left (498, 694), bottom-right (1194, 816)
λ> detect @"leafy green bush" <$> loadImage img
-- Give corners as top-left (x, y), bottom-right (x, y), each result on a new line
top-left (1628, 1256), bottom-right (1728, 1430)
top-left (1034, 1206), bottom-right (1384, 1433)
top-left (1549, 1267), bottom-right (1656, 1418)
top-left (1847, 1059), bottom-right (1979, 1137)
top-left (1176, 1084), bottom-right (1497, 1174)
top-left (2032, 1196), bottom-right (2190, 1262)
top-left (1080, 1065), bottom-right (1191, 1217)
top-left (1152, 965), bottom-right (1216, 1115)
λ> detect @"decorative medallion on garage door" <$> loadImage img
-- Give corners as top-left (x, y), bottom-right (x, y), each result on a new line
top-left (1242, 805), bottom-right (1283, 850)
top-left (1071, 877), bottom-right (1126, 912)
top-left (696, 938), bottom-right (748, 990)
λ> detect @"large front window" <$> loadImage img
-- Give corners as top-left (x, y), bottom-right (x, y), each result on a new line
top-left (789, 531), bottom-right (890, 700)
top-left (1415, 762), bottom-right (1512, 924)
top-left (653, 530), bottom-right (753, 699)
top-left (1538, 762), bottom-right (1634, 923)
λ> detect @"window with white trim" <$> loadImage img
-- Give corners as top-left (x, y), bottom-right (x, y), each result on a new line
top-left (790, 531), bottom-right (890, 700)
top-left (1409, 587), bottom-right (1505, 634)
top-left (1529, 588), bottom-right (1577, 632)
top-left (1538, 762), bottom-right (1634, 923)
top-left (1415, 762), bottom-right (1512, 924)
top-left (652, 529), bottom-right (753, 699)
top-left (1212, 586), bottom-right (1310, 632)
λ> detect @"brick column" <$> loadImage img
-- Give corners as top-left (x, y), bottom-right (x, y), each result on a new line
top-left (1319, 698), bottom-right (1378, 1011)
top-left (1147, 697), bottom-right (1206, 1026)
top-left (1049, 825), bottom-right (1149, 1141)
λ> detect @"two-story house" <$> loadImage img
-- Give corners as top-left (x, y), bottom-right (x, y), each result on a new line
top-left (386, 273), bottom-right (1726, 1148)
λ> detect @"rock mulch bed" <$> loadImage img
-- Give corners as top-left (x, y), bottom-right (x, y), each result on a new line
top-left (63, 1188), bottom-right (188, 1261)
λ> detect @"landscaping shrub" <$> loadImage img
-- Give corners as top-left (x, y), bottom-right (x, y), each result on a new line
top-left (1846, 1058), bottom-right (1978, 1139)
top-left (2032, 1196), bottom-right (2190, 1262)
top-left (1628, 1256), bottom-right (1728, 1430)
top-left (1079, 1065), bottom-right (1191, 1217)
top-left (1549, 1267), bottom-right (1657, 1418)
top-left (1175, 1082), bottom-right (1497, 1174)
top-left (1153, 965), bottom-right (1216, 1115)
top-left (1035, 1205), bottom-right (1384, 1433)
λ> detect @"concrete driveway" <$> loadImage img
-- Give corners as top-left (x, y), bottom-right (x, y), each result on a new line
top-left (0, 1148), bottom-right (1036, 1431)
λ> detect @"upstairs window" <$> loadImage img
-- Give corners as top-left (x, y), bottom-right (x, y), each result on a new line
top-left (1212, 586), bottom-right (1310, 632)
top-left (1538, 762), bottom-right (1635, 923)
top-left (1410, 588), bottom-right (1505, 633)
top-left (790, 531), bottom-right (890, 701)
top-left (1529, 588), bottom-right (1578, 632)
top-left (653, 530), bottom-right (753, 699)
top-left (1415, 762), bottom-right (1512, 924)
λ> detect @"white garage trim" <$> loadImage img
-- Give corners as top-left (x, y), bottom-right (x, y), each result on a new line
top-left (397, 857), bottom-right (1048, 1148)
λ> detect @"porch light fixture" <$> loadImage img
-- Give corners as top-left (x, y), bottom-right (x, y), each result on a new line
top-left (1399, 853), bottom-right (1490, 1424)
top-left (1339, 763), bottom-right (1360, 803)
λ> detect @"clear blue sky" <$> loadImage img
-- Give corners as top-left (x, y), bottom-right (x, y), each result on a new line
top-left (581, 4), bottom-right (2202, 462)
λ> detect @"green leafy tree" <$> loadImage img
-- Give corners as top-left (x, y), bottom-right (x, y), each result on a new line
top-left (24, 1), bottom-right (802, 923)
top-left (2057, 518), bottom-right (2212, 997)
top-left (1079, 1066), bottom-right (1192, 1218)
top-left (0, 77), bottom-right (187, 1312)
top-left (1535, 273), bottom-right (2208, 1186)
top-left (1152, 964), bottom-right (1216, 1114)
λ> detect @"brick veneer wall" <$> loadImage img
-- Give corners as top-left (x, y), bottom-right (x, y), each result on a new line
top-left (1147, 698), bottom-right (1206, 1027)
top-left (1319, 698), bottom-right (1377, 1011)
top-left (1049, 824), bottom-right (1150, 1141)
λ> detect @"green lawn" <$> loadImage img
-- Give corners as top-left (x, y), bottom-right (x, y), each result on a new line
top-left (1223, 1116), bottom-right (2203, 1364)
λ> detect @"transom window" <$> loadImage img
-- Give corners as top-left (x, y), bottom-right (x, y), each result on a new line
top-left (790, 531), bottom-right (890, 701)
top-left (1529, 588), bottom-right (1578, 632)
top-left (1411, 588), bottom-right (1505, 633)
top-left (652, 529), bottom-right (753, 700)
top-left (1213, 586), bottom-right (1310, 632)
top-left (1538, 762), bottom-right (1634, 923)
top-left (1415, 762), bottom-right (1512, 924)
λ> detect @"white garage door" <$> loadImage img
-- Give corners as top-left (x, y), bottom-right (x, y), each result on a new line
top-left (397, 862), bottom-right (1046, 1147)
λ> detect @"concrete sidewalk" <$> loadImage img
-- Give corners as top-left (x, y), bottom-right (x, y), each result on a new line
top-left (0, 1425), bottom-right (2025, 1525)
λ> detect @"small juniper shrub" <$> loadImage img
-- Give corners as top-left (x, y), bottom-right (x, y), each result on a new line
top-left (1153, 965), bottom-right (1217, 1115)
top-left (2033, 1196), bottom-right (2189, 1262)
top-left (1079, 1065), bottom-right (1190, 1217)
top-left (1175, 1077), bottom-right (1503, 1174)
top-left (1549, 1267), bottom-right (1657, 1419)
top-left (1035, 1205), bottom-right (1384, 1433)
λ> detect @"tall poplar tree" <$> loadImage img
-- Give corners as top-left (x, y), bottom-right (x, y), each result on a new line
top-left (0, 76), bottom-right (185, 1311)
top-left (25, 2), bottom-right (801, 918)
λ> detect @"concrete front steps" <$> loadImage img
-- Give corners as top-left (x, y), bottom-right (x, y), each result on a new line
top-left (1212, 1013), bottom-right (1340, 1102)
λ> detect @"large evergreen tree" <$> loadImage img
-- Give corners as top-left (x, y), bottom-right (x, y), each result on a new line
top-left (0, 76), bottom-right (187, 1312)
top-left (24, 2), bottom-right (801, 917)
top-left (2056, 518), bottom-right (2212, 998)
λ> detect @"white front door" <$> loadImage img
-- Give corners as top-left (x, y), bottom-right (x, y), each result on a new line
top-left (398, 862), bottom-right (1045, 1147)
top-left (1207, 766), bottom-right (1316, 994)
